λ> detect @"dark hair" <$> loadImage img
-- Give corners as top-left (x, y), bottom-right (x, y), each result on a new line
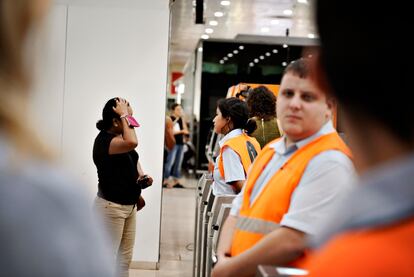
top-left (171, 103), bottom-right (181, 111)
top-left (217, 97), bottom-right (257, 135)
top-left (284, 58), bottom-right (310, 78)
top-left (246, 86), bottom-right (277, 120)
top-left (96, 98), bottom-right (119, 131)
top-left (316, 1), bottom-right (414, 144)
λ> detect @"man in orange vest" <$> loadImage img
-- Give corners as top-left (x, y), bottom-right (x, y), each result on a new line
top-left (300, 1), bottom-right (414, 276)
top-left (211, 58), bottom-right (356, 277)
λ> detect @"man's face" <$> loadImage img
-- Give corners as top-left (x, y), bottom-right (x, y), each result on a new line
top-left (277, 72), bottom-right (332, 142)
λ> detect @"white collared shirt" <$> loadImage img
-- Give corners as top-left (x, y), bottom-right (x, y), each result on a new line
top-left (212, 129), bottom-right (247, 196)
top-left (231, 121), bottom-right (357, 235)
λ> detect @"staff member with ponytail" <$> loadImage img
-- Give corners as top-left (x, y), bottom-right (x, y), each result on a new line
top-left (212, 97), bottom-right (261, 196)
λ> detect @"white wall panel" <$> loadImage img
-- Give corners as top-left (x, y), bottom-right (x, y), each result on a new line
top-left (31, 5), bottom-right (68, 152)
top-left (61, 4), bottom-right (169, 263)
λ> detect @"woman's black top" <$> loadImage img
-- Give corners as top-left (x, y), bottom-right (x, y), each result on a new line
top-left (170, 116), bottom-right (184, 145)
top-left (93, 131), bottom-right (140, 205)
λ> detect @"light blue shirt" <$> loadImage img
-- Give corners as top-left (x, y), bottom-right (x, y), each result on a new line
top-left (212, 129), bottom-right (247, 196)
top-left (0, 134), bottom-right (115, 276)
top-left (231, 121), bottom-right (357, 235)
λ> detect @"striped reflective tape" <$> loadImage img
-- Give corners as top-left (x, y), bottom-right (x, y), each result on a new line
top-left (236, 216), bottom-right (280, 235)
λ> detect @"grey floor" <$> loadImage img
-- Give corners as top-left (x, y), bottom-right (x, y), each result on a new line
top-left (130, 177), bottom-right (197, 277)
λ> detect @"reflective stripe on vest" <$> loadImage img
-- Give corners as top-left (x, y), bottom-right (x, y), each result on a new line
top-left (230, 132), bottom-right (352, 257)
top-left (236, 216), bottom-right (280, 235)
top-left (218, 133), bottom-right (261, 179)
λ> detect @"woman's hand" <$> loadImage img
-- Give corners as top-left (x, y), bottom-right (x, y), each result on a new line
top-left (113, 98), bottom-right (130, 116)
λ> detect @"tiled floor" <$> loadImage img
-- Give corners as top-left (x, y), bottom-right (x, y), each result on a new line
top-left (130, 177), bottom-right (197, 277)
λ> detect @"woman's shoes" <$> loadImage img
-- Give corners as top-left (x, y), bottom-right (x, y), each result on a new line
top-left (172, 183), bottom-right (184, 189)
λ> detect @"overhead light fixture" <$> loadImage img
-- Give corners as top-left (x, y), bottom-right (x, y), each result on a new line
top-left (249, 62), bottom-right (254, 67)
top-left (282, 62), bottom-right (287, 66)
top-left (272, 49), bottom-right (278, 53)
top-left (214, 11), bottom-right (224, 17)
top-left (201, 34), bottom-right (209, 39)
top-left (265, 52), bottom-right (271, 56)
top-left (205, 28), bottom-right (214, 34)
top-left (271, 19), bottom-right (279, 25)
top-left (198, 47), bottom-right (203, 52)
top-left (298, 0), bottom-right (308, 3)
top-left (254, 58), bottom-right (259, 63)
top-left (307, 33), bottom-right (315, 39)
top-left (283, 44), bottom-right (288, 48)
top-left (283, 9), bottom-right (293, 16)
top-left (220, 60), bottom-right (224, 64)
top-left (260, 55), bottom-right (264, 60)
top-left (209, 20), bottom-right (218, 26)
top-left (227, 53), bottom-right (233, 57)
top-left (220, 0), bottom-right (231, 6)
top-left (261, 27), bottom-right (270, 33)
top-left (239, 45), bottom-right (244, 50)
top-left (233, 50), bottom-right (239, 54)
top-left (223, 57), bottom-right (228, 61)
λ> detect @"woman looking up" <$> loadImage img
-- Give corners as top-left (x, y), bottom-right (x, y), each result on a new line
top-left (93, 97), bottom-right (151, 277)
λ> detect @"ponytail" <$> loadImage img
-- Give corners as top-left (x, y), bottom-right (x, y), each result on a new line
top-left (244, 118), bottom-right (257, 135)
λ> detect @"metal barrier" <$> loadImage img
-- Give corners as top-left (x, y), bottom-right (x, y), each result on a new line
top-left (211, 203), bottom-right (232, 258)
top-left (205, 196), bottom-right (235, 277)
top-left (199, 188), bottom-right (215, 277)
top-left (193, 173), bottom-right (212, 277)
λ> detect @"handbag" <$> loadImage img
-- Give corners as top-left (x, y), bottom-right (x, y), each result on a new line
top-left (137, 195), bottom-right (145, 211)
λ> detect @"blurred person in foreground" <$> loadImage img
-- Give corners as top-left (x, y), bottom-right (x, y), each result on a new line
top-left (212, 58), bottom-right (356, 277)
top-left (246, 86), bottom-right (282, 148)
top-left (302, 1), bottom-right (414, 275)
top-left (0, 0), bottom-right (114, 276)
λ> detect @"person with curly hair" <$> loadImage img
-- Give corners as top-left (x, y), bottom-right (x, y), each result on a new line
top-left (246, 86), bottom-right (282, 148)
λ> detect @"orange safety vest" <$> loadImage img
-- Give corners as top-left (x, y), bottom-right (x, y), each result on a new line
top-left (304, 218), bottom-right (414, 276)
top-left (230, 132), bottom-right (352, 257)
top-left (217, 133), bottom-right (261, 179)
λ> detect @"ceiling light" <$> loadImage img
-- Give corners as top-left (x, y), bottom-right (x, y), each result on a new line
top-left (209, 20), bottom-right (218, 26)
top-left (271, 19), bottom-right (279, 25)
top-left (214, 11), bottom-right (224, 17)
top-left (220, 0), bottom-right (231, 6)
top-left (260, 56), bottom-right (264, 60)
top-left (220, 60), bottom-right (224, 64)
top-left (282, 62), bottom-right (287, 66)
top-left (233, 50), bottom-right (239, 54)
top-left (223, 57), bottom-right (228, 61)
top-left (254, 59), bottom-right (259, 63)
top-left (261, 27), bottom-right (270, 33)
top-left (272, 49), bottom-right (278, 53)
top-left (307, 33), bottom-right (315, 39)
top-left (283, 9), bottom-right (293, 16)
top-left (198, 47), bottom-right (203, 52)
top-left (283, 44), bottom-right (288, 48)
top-left (298, 0), bottom-right (308, 3)
top-left (239, 45), bottom-right (244, 50)
top-left (227, 53), bottom-right (233, 57)
top-left (265, 52), bottom-right (271, 56)
top-left (249, 62), bottom-right (254, 67)
top-left (205, 28), bottom-right (214, 34)
top-left (201, 34), bottom-right (209, 39)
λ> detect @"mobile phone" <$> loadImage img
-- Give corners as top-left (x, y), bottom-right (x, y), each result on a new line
top-left (126, 115), bottom-right (140, 128)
